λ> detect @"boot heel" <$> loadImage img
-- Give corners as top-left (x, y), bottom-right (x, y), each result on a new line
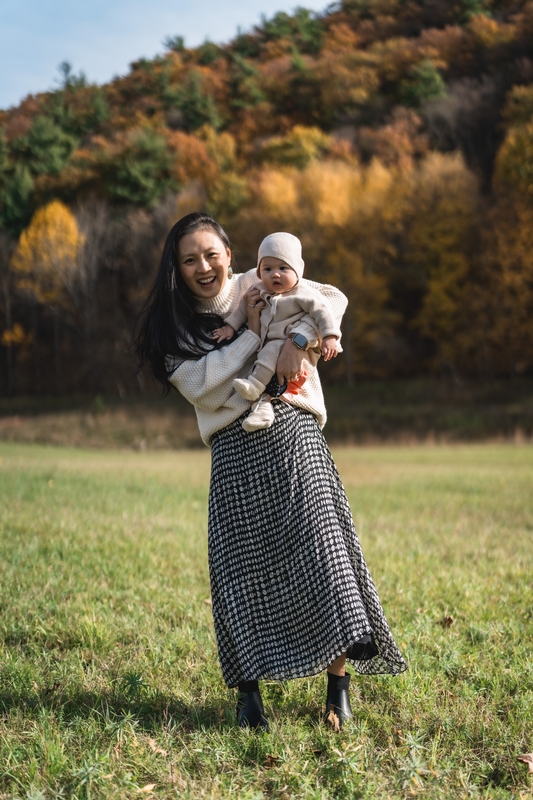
top-left (236, 683), bottom-right (269, 731)
top-left (324, 672), bottom-right (353, 730)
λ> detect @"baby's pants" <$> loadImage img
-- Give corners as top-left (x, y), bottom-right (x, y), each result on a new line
top-left (251, 339), bottom-right (286, 387)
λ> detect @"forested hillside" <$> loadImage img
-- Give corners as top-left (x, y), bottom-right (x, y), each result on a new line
top-left (1, 0), bottom-right (533, 395)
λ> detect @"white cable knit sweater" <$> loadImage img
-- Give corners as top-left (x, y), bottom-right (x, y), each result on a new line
top-left (168, 268), bottom-right (348, 446)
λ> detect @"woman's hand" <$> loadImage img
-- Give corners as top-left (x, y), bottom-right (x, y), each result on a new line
top-left (243, 286), bottom-right (265, 336)
top-left (276, 337), bottom-right (306, 384)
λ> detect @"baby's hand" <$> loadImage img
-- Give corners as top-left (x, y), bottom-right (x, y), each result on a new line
top-left (321, 336), bottom-right (339, 361)
top-left (212, 324), bottom-right (235, 342)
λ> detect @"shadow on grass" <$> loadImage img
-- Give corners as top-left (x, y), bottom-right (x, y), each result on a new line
top-left (0, 687), bottom-right (229, 732)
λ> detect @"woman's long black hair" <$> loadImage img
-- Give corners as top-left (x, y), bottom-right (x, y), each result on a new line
top-left (134, 212), bottom-right (234, 392)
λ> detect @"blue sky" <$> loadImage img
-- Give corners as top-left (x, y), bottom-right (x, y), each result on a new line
top-left (1, 0), bottom-right (329, 110)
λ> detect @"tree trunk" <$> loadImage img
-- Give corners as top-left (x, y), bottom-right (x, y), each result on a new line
top-left (54, 309), bottom-right (61, 394)
top-left (344, 307), bottom-right (354, 386)
top-left (6, 343), bottom-right (13, 396)
top-left (3, 280), bottom-right (13, 395)
top-left (32, 300), bottom-right (40, 394)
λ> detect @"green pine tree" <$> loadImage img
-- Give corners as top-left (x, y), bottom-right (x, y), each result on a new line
top-left (175, 70), bottom-right (222, 131)
top-left (0, 163), bottom-right (34, 232)
top-left (104, 129), bottom-right (173, 206)
top-left (230, 54), bottom-right (266, 110)
top-left (401, 60), bottom-right (447, 108)
top-left (12, 115), bottom-right (77, 175)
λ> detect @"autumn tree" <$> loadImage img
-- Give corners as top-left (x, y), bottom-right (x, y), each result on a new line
top-left (401, 153), bottom-right (482, 377)
top-left (258, 125), bottom-right (331, 168)
top-left (0, 233), bottom-right (16, 392)
top-left (11, 200), bottom-right (85, 391)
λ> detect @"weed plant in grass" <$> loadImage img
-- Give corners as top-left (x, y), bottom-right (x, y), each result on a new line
top-left (0, 442), bottom-right (532, 798)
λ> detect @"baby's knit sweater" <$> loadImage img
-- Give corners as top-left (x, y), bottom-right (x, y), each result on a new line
top-left (168, 268), bottom-right (348, 446)
top-left (225, 280), bottom-right (341, 346)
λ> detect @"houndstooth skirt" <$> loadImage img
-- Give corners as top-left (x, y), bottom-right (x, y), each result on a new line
top-left (209, 402), bottom-right (407, 688)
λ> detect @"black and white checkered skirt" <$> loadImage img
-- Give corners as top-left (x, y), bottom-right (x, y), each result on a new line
top-left (209, 402), bottom-right (407, 688)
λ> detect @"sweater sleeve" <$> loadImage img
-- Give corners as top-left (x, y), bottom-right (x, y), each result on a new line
top-left (224, 296), bottom-right (249, 332)
top-left (292, 289), bottom-right (342, 340)
top-left (291, 279), bottom-right (348, 344)
top-left (168, 329), bottom-right (260, 411)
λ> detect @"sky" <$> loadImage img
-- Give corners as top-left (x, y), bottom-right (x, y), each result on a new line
top-left (1, 0), bottom-right (329, 110)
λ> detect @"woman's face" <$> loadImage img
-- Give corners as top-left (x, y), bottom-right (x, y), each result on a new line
top-left (178, 228), bottom-right (232, 299)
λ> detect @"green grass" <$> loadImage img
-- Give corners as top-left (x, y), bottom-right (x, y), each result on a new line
top-left (0, 442), bottom-right (532, 799)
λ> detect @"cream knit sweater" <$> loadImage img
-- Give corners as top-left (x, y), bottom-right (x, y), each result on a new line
top-left (168, 268), bottom-right (348, 446)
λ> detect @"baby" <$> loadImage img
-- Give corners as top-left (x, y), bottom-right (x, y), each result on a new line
top-left (212, 232), bottom-right (341, 431)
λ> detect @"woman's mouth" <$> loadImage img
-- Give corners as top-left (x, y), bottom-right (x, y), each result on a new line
top-left (198, 276), bottom-right (216, 286)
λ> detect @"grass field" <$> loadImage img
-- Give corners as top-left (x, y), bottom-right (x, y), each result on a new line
top-left (0, 441), bottom-right (532, 799)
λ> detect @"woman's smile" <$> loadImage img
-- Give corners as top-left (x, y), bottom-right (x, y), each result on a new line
top-left (179, 229), bottom-right (232, 298)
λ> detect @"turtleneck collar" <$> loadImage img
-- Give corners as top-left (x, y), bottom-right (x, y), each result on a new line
top-left (197, 276), bottom-right (237, 316)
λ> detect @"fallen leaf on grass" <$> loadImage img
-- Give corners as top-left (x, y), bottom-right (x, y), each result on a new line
top-left (517, 754), bottom-right (533, 773)
top-left (326, 709), bottom-right (341, 733)
top-left (437, 615), bottom-right (455, 628)
top-left (139, 785), bottom-right (156, 793)
top-left (148, 739), bottom-right (168, 757)
top-left (265, 754), bottom-right (280, 768)
top-left (204, 598), bottom-right (212, 605)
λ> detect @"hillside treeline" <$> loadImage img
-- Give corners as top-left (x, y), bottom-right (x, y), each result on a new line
top-left (1, 0), bottom-right (533, 394)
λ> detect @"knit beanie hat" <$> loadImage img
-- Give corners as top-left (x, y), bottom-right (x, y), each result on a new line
top-left (257, 232), bottom-right (305, 281)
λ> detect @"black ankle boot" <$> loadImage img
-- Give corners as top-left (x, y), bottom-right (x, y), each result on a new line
top-left (325, 671), bottom-right (353, 730)
top-left (236, 680), bottom-right (268, 731)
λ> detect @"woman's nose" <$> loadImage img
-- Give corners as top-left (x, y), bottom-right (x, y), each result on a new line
top-left (197, 257), bottom-right (211, 271)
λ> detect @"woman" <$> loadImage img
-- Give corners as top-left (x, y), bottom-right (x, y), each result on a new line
top-left (136, 212), bottom-right (406, 731)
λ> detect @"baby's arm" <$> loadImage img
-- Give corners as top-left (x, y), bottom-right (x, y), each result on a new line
top-left (224, 287), bottom-right (251, 338)
top-left (293, 287), bottom-right (342, 344)
top-left (293, 279), bottom-right (348, 349)
top-left (212, 324), bottom-right (235, 342)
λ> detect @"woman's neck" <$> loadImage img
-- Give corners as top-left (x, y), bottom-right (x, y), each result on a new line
top-left (197, 277), bottom-right (236, 315)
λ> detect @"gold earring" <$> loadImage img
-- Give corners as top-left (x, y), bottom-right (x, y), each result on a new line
top-left (228, 265), bottom-right (234, 279)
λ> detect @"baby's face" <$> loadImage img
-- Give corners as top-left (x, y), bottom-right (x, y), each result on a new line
top-left (259, 257), bottom-right (298, 294)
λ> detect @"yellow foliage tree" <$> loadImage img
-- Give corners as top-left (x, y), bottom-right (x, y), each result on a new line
top-left (12, 200), bottom-right (85, 306)
top-left (494, 122), bottom-right (533, 200)
top-left (258, 126), bottom-right (332, 169)
top-left (484, 196), bottom-right (533, 374)
top-left (402, 153), bottom-right (480, 368)
top-left (11, 200), bottom-right (86, 391)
